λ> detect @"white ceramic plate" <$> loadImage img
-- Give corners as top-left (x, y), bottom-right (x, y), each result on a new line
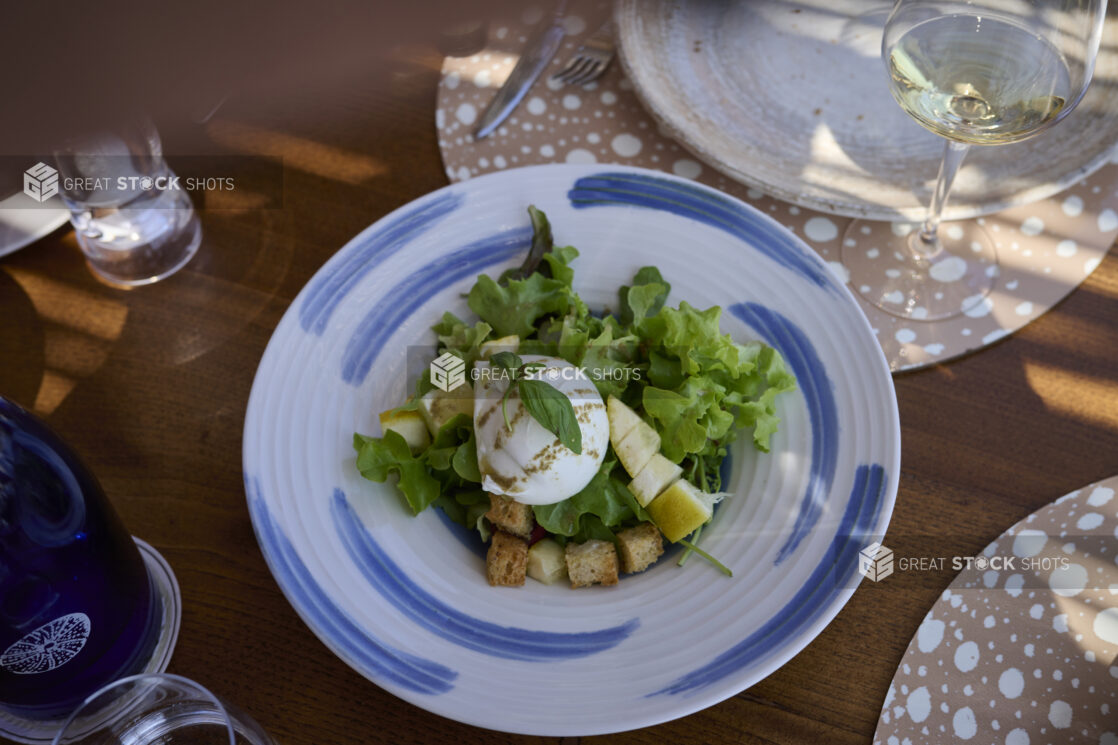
top-left (615, 0), bottom-right (1118, 221)
top-left (242, 164), bottom-right (900, 735)
top-left (0, 192), bottom-right (69, 259)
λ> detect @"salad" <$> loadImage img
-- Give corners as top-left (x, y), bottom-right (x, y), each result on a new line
top-left (353, 207), bottom-right (796, 589)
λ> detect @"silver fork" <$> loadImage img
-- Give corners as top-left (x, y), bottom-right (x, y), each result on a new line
top-left (550, 21), bottom-right (615, 86)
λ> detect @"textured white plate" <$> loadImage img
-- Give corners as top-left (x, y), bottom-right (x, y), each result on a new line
top-left (0, 192), bottom-right (68, 259)
top-left (615, 0), bottom-right (1118, 221)
top-left (242, 164), bottom-right (900, 735)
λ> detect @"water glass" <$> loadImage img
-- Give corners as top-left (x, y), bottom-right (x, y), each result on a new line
top-left (52, 673), bottom-right (275, 745)
top-left (53, 118), bottom-right (202, 287)
top-left (0, 397), bottom-right (180, 742)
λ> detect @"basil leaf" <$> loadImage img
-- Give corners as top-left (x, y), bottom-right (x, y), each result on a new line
top-left (517, 378), bottom-right (582, 454)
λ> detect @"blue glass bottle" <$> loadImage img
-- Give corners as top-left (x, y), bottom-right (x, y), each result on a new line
top-left (0, 397), bottom-right (163, 719)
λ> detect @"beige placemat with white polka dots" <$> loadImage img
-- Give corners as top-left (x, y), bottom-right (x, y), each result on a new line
top-left (874, 475), bottom-right (1118, 744)
top-left (435, 1), bottom-right (1118, 373)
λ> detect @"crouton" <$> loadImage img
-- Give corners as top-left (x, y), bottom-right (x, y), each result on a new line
top-left (486, 531), bottom-right (528, 586)
top-left (485, 493), bottom-right (534, 539)
top-left (565, 539), bottom-right (619, 588)
top-left (616, 522), bottom-right (664, 574)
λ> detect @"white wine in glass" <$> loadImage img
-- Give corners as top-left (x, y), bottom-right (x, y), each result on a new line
top-left (843, 0), bottom-right (1106, 321)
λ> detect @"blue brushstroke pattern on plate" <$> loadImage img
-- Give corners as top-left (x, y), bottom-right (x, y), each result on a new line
top-left (246, 476), bottom-right (457, 695)
top-left (341, 226), bottom-right (531, 385)
top-left (652, 462), bottom-right (887, 696)
top-left (729, 303), bottom-right (838, 565)
top-left (567, 172), bottom-right (835, 292)
top-left (333, 489), bottom-right (639, 660)
top-left (301, 191), bottom-right (462, 336)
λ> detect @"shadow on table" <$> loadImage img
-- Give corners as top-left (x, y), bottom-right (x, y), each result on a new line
top-left (0, 267), bottom-right (45, 405)
top-left (0, 207), bottom-right (293, 417)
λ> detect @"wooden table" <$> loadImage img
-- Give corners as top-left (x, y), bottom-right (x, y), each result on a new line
top-left (2, 51), bottom-right (1116, 745)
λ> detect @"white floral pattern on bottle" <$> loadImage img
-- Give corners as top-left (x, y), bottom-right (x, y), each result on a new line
top-left (0, 612), bottom-right (91, 674)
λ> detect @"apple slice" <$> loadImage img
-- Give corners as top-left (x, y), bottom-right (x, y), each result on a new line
top-left (606, 395), bottom-right (644, 446)
top-left (527, 538), bottom-right (568, 585)
top-left (478, 335), bottom-right (520, 361)
top-left (378, 408), bottom-right (430, 453)
top-left (646, 479), bottom-right (716, 543)
top-left (628, 453), bottom-right (683, 507)
top-left (418, 386), bottom-right (473, 435)
top-left (614, 420), bottom-right (660, 478)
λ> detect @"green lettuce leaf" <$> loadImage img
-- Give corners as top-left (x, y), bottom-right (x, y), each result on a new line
top-left (353, 431), bottom-right (441, 515)
top-left (647, 350), bottom-right (685, 389)
top-left (431, 312), bottom-right (491, 367)
top-left (520, 304), bottom-right (642, 400)
top-left (634, 301), bottom-right (795, 460)
top-left (532, 458), bottom-right (636, 537)
top-left (452, 433), bottom-right (481, 482)
top-left (435, 489), bottom-right (491, 542)
top-left (467, 272), bottom-right (572, 338)
top-left (571, 513), bottom-right (617, 544)
top-left (721, 344), bottom-right (796, 452)
top-left (541, 245), bottom-right (580, 287)
top-left (618, 266), bottom-right (671, 326)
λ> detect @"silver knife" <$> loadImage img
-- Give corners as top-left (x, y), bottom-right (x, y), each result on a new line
top-left (474, 0), bottom-right (568, 140)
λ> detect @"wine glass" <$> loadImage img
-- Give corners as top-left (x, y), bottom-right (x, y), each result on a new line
top-left (842, 0), bottom-right (1107, 321)
top-left (52, 673), bottom-right (275, 745)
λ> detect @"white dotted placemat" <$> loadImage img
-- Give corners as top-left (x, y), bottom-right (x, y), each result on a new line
top-left (874, 475), bottom-right (1118, 744)
top-left (435, 1), bottom-right (1118, 372)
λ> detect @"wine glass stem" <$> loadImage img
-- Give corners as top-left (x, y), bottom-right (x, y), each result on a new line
top-left (914, 139), bottom-right (971, 259)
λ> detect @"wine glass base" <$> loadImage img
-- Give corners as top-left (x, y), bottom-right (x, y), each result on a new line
top-left (0, 538), bottom-right (183, 745)
top-left (842, 219), bottom-right (997, 321)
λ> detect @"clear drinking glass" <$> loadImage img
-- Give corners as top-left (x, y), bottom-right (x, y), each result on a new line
top-left (53, 118), bottom-right (202, 287)
top-left (842, 0), bottom-right (1106, 320)
top-left (0, 397), bottom-right (181, 744)
top-left (51, 673), bottom-right (275, 745)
